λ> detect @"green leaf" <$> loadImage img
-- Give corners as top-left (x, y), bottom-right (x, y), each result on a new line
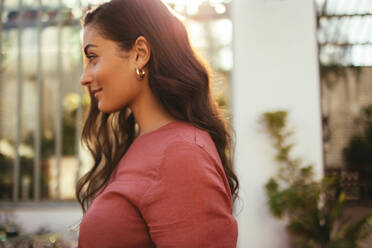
top-left (342, 213), bottom-right (372, 242)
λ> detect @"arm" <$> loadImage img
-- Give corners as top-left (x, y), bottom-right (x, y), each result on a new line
top-left (140, 141), bottom-right (238, 248)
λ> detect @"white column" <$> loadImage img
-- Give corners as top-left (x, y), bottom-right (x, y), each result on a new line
top-left (231, 0), bottom-right (323, 247)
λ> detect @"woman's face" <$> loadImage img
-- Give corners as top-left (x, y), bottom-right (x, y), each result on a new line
top-left (80, 24), bottom-right (141, 113)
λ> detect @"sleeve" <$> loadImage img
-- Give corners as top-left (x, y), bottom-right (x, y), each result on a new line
top-left (140, 141), bottom-right (238, 248)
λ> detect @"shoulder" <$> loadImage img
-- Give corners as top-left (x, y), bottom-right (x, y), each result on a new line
top-left (130, 121), bottom-right (220, 162)
top-left (140, 135), bottom-right (234, 214)
top-left (116, 121), bottom-right (224, 183)
top-left (158, 139), bottom-right (228, 194)
top-left (159, 122), bottom-right (222, 168)
top-left (161, 140), bottom-right (211, 169)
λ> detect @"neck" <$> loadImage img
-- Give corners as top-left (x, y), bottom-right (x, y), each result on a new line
top-left (129, 81), bottom-right (177, 137)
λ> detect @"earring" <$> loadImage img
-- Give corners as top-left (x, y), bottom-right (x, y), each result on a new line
top-left (136, 67), bottom-right (146, 80)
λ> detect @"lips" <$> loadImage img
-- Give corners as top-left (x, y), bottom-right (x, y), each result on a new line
top-left (90, 88), bottom-right (103, 98)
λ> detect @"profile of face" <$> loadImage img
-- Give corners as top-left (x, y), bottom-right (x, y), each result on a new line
top-left (80, 24), bottom-right (148, 113)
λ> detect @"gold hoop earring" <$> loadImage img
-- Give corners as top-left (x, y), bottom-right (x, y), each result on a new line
top-left (136, 67), bottom-right (146, 80)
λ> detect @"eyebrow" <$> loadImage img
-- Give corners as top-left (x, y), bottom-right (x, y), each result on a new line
top-left (84, 44), bottom-right (98, 56)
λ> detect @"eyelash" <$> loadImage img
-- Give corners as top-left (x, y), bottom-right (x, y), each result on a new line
top-left (87, 54), bottom-right (97, 61)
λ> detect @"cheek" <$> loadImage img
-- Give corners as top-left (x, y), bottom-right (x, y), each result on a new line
top-left (94, 58), bottom-right (132, 87)
top-left (93, 62), bottom-right (106, 84)
top-left (109, 70), bottom-right (140, 101)
top-left (96, 64), bottom-right (141, 111)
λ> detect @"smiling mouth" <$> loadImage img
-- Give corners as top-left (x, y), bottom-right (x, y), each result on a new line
top-left (91, 88), bottom-right (103, 98)
top-left (90, 89), bottom-right (102, 95)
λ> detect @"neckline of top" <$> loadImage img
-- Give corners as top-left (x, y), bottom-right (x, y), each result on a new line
top-left (134, 120), bottom-right (188, 141)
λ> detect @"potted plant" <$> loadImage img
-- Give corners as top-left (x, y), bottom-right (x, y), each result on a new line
top-left (261, 110), bottom-right (372, 248)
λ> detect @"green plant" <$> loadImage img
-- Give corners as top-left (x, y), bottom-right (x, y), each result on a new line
top-left (343, 105), bottom-right (372, 168)
top-left (261, 110), bottom-right (372, 248)
top-left (0, 149), bottom-right (34, 200)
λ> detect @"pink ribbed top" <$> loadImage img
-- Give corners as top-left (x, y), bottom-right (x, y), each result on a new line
top-left (78, 121), bottom-right (238, 248)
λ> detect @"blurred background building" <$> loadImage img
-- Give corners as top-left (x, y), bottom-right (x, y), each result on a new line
top-left (318, 0), bottom-right (372, 203)
top-left (0, 0), bottom-right (371, 247)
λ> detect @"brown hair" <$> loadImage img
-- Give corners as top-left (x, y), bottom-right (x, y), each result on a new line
top-left (76, 0), bottom-right (239, 213)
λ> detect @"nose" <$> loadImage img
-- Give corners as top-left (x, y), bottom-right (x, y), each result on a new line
top-left (80, 67), bottom-right (93, 86)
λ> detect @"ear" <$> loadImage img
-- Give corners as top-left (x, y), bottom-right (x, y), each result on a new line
top-left (133, 36), bottom-right (151, 69)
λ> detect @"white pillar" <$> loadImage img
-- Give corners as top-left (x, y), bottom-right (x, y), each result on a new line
top-left (231, 0), bottom-right (323, 247)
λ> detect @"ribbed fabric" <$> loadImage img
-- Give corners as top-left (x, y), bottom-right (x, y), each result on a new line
top-left (78, 121), bottom-right (238, 248)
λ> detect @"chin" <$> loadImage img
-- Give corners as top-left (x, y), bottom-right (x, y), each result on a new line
top-left (98, 102), bottom-right (112, 113)
top-left (98, 106), bottom-right (116, 114)
top-left (98, 102), bottom-right (125, 113)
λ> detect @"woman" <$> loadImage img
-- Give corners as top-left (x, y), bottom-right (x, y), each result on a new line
top-left (77, 0), bottom-right (239, 247)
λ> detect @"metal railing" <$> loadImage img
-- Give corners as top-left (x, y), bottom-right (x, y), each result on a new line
top-left (0, 0), bottom-right (84, 202)
top-left (317, 0), bottom-right (372, 66)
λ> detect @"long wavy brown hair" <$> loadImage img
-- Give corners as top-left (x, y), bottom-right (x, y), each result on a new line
top-left (76, 0), bottom-right (239, 213)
